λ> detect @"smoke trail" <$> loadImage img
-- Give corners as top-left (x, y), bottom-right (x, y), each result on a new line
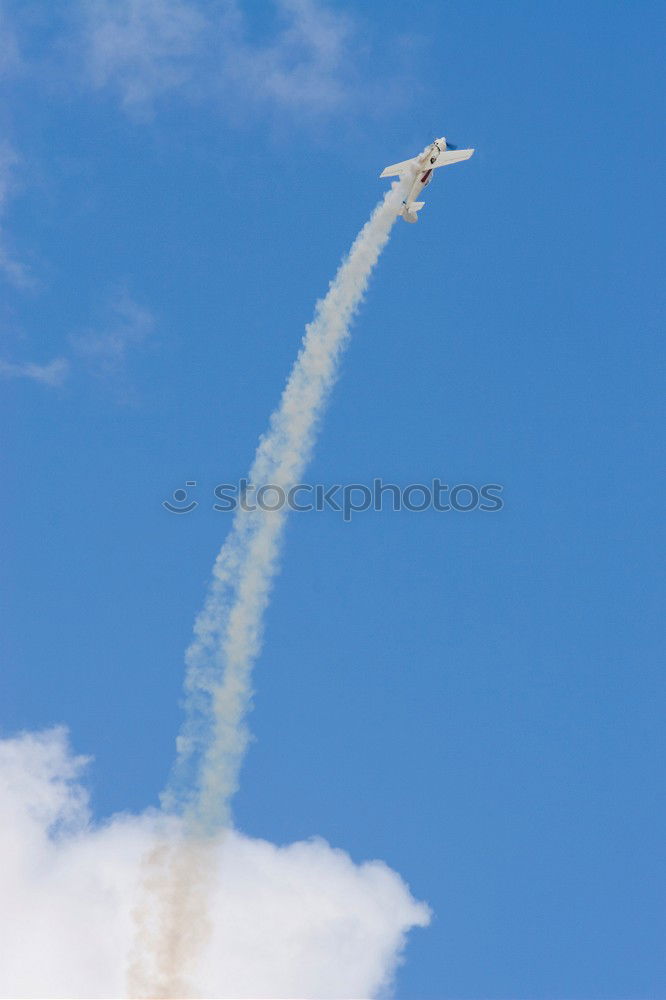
top-left (129, 176), bottom-right (412, 998)
top-left (163, 175), bottom-right (410, 831)
top-left (127, 831), bottom-right (215, 999)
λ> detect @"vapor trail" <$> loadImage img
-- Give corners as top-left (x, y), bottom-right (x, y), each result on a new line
top-left (164, 176), bottom-right (409, 831)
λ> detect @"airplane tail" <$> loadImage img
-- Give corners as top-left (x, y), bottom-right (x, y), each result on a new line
top-left (401, 201), bottom-right (425, 223)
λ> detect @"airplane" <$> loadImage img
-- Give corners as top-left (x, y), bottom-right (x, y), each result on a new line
top-left (380, 137), bottom-right (474, 223)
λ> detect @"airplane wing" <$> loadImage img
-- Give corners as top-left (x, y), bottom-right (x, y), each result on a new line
top-left (380, 158), bottom-right (417, 178)
top-left (432, 148), bottom-right (475, 167)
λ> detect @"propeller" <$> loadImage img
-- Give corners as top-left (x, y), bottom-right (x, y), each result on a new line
top-left (445, 141), bottom-right (458, 150)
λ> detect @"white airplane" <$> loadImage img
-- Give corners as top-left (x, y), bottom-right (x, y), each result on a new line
top-left (380, 137), bottom-right (474, 222)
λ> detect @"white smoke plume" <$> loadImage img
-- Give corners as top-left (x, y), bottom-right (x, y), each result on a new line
top-left (165, 176), bottom-right (411, 830)
top-left (0, 727), bottom-right (430, 999)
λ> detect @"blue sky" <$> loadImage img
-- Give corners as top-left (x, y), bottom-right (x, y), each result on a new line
top-left (2, 1), bottom-right (664, 997)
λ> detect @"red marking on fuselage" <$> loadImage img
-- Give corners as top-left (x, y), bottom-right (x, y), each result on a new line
top-left (420, 169), bottom-right (432, 183)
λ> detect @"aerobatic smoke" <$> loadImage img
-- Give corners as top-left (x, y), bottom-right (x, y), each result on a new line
top-left (166, 174), bottom-right (410, 830)
top-left (127, 175), bottom-right (418, 997)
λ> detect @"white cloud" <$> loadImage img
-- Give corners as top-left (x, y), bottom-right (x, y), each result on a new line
top-left (70, 292), bottom-right (155, 376)
top-left (0, 727), bottom-right (430, 999)
top-left (0, 356), bottom-right (69, 386)
top-left (82, 0), bottom-right (362, 115)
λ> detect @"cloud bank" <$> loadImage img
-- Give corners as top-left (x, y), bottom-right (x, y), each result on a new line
top-left (0, 727), bottom-right (430, 999)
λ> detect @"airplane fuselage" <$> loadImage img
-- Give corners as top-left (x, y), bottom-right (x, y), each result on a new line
top-left (401, 138), bottom-right (448, 222)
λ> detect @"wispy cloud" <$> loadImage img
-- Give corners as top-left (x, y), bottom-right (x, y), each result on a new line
top-left (70, 291), bottom-right (155, 377)
top-left (0, 293), bottom-right (155, 394)
top-left (0, 143), bottom-right (32, 290)
top-left (82, 0), bottom-right (365, 116)
top-left (83, 0), bottom-right (207, 108)
top-left (221, 0), bottom-right (357, 114)
top-left (0, 356), bottom-right (69, 386)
